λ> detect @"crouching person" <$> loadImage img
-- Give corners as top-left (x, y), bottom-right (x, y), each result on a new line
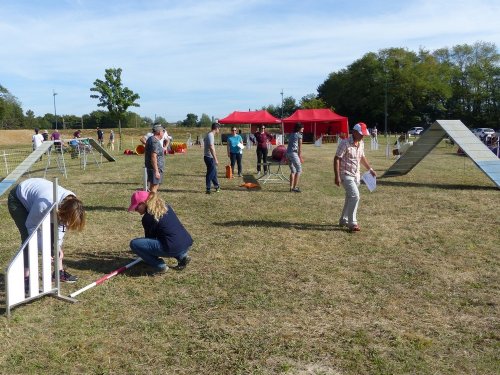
top-left (128, 191), bottom-right (192, 273)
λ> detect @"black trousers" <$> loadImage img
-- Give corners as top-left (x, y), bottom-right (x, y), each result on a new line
top-left (256, 147), bottom-right (268, 172)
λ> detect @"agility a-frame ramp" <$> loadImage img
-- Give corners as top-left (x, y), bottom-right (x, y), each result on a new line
top-left (0, 141), bottom-right (54, 198)
top-left (382, 120), bottom-right (500, 189)
top-left (87, 138), bottom-right (115, 162)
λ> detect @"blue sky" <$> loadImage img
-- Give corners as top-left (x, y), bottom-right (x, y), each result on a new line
top-left (1, 0), bottom-right (499, 122)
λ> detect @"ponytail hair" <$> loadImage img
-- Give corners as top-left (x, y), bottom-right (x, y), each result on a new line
top-left (58, 195), bottom-right (86, 231)
top-left (146, 192), bottom-right (168, 221)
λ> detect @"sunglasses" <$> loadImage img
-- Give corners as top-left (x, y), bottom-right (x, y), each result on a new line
top-left (232, 129), bottom-right (237, 131)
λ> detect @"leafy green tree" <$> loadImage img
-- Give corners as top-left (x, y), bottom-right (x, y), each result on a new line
top-left (124, 112), bottom-right (147, 128)
top-left (263, 96), bottom-right (298, 119)
top-left (182, 113), bottom-right (198, 127)
top-left (299, 94), bottom-right (327, 109)
top-left (199, 113), bottom-right (212, 127)
top-left (154, 116), bottom-right (168, 126)
top-left (36, 115), bottom-right (53, 130)
top-left (436, 42), bottom-right (499, 128)
top-left (318, 51), bottom-right (390, 130)
top-left (262, 104), bottom-right (280, 118)
top-left (281, 96), bottom-right (298, 118)
top-left (0, 84), bottom-right (24, 129)
top-left (25, 109), bottom-right (36, 128)
top-left (83, 110), bottom-right (112, 129)
top-left (142, 116), bottom-right (154, 127)
top-left (318, 48), bottom-right (453, 133)
top-left (63, 114), bottom-right (83, 129)
top-left (90, 68), bottom-right (140, 149)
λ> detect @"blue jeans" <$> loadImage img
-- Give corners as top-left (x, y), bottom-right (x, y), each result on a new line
top-left (204, 156), bottom-right (219, 191)
top-left (229, 152), bottom-right (242, 175)
top-left (130, 238), bottom-right (189, 270)
top-left (340, 176), bottom-right (360, 226)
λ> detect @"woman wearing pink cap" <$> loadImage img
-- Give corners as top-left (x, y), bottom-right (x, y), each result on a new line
top-left (128, 191), bottom-right (192, 272)
top-left (333, 122), bottom-right (377, 232)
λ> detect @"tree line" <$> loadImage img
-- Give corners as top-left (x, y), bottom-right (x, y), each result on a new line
top-left (317, 41), bottom-right (499, 133)
top-left (1, 42), bottom-right (498, 132)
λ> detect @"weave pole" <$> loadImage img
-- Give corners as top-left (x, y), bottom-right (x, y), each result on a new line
top-left (69, 258), bottom-right (142, 298)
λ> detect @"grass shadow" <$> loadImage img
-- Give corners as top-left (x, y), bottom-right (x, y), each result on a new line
top-left (84, 205), bottom-right (127, 212)
top-left (159, 188), bottom-right (207, 194)
top-left (377, 179), bottom-right (497, 191)
top-left (63, 252), bottom-right (138, 274)
top-left (64, 253), bottom-right (167, 279)
top-left (215, 219), bottom-right (341, 231)
top-left (82, 181), bottom-right (141, 186)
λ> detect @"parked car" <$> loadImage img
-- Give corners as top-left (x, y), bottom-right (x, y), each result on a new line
top-left (408, 127), bottom-right (424, 136)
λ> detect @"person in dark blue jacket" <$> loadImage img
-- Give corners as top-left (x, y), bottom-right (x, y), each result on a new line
top-left (128, 191), bottom-right (192, 273)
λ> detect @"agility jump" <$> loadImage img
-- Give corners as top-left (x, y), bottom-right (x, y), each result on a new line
top-left (69, 258), bottom-right (142, 298)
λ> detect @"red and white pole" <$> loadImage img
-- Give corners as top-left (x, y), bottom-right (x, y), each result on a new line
top-left (69, 258), bottom-right (142, 298)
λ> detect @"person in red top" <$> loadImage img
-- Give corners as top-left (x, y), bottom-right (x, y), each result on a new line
top-left (253, 125), bottom-right (273, 175)
top-left (333, 122), bottom-right (377, 232)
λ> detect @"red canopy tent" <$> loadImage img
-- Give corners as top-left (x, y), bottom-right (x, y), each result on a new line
top-left (282, 109), bottom-right (349, 139)
top-left (219, 110), bottom-right (281, 126)
top-left (219, 110), bottom-right (284, 145)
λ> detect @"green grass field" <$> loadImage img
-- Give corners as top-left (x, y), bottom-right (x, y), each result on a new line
top-left (0, 132), bottom-right (498, 374)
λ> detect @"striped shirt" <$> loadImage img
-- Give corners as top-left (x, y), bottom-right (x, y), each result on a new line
top-left (336, 136), bottom-right (365, 182)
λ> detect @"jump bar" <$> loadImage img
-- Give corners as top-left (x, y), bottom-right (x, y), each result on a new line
top-left (69, 258), bottom-right (142, 298)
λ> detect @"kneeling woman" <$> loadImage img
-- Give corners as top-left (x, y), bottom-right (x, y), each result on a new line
top-left (129, 191), bottom-right (192, 272)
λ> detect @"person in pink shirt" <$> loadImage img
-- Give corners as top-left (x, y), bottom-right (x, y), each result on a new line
top-left (334, 122), bottom-right (377, 232)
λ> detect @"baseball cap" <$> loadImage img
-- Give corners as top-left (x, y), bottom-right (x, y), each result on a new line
top-left (152, 123), bottom-right (165, 133)
top-left (353, 122), bottom-right (369, 136)
top-left (128, 190), bottom-right (149, 212)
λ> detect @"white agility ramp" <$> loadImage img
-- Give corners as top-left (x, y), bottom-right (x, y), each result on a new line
top-left (382, 120), bottom-right (500, 189)
top-left (0, 141), bottom-right (54, 198)
top-left (87, 138), bottom-right (116, 162)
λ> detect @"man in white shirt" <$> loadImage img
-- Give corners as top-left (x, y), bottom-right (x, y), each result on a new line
top-left (32, 128), bottom-right (44, 150)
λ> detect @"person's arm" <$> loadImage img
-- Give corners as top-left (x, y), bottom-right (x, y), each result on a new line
top-left (238, 135), bottom-right (244, 152)
top-left (361, 156), bottom-right (377, 177)
top-left (227, 138), bottom-right (231, 158)
top-left (210, 143), bottom-right (218, 165)
top-left (333, 156), bottom-right (341, 186)
top-left (163, 133), bottom-right (170, 149)
top-left (142, 215), bottom-right (154, 238)
top-left (25, 200), bottom-right (48, 236)
top-left (151, 150), bottom-right (160, 178)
